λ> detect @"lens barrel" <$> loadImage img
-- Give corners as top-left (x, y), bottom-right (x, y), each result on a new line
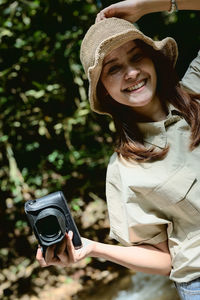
top-left (35, 208), bottom-right (66, 246)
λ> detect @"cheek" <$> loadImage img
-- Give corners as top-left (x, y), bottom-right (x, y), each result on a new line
top-left (101, 76), bottom-right (120, 95)
top-left (142, 59), bottom-right (157, 81)
top-left (148, 63), bottom-right (157, 88)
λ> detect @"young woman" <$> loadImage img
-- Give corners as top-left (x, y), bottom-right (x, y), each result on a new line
top-left (37, 1), bottom-right (200, 299)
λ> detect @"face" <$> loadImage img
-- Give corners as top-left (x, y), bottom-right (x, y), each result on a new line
top-left (100, 40), bottom-right (159, 116)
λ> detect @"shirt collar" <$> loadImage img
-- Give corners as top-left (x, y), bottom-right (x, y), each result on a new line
top-left (137, 104), bottom-right (182, 149)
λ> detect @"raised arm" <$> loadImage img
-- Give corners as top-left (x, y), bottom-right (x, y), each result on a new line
top-left (180, 50), bottom-right (200, 94)
top-left (96, 0), bottom-right (200, 23)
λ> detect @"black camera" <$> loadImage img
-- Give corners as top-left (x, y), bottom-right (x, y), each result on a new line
top-left (24, 191), bottom-right (82, 256)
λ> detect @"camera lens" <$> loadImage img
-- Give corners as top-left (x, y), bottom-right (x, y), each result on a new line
top-left (36, 215), bottom-right (61, 240)
top-left (35, 208), bottom-right (66, 245)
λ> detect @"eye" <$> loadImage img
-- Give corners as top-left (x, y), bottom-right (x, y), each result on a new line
top-left (108, 64), bottom-right (121, 74)
top-left (131, 52), bottom-right (144, 62)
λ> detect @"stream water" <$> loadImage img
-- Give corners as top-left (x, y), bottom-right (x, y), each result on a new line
top-left (113, 273), bottom-right (180, 300)
top-left (81, 272), bottom-right (180, 300)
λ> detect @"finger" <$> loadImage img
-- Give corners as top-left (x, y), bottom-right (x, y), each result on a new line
top-left (104, 7), bottom-right (115, 18)
top-left (66, 231), bottom-right (76, 263)
top-left (45, 244), bottom-right (65, 266)
top-left (45, 244), bottom-right (57, 264)
top-left (95, 14), bottom-right (100, 23)
top-left (95, 11), bottom-right (105, 23)
top-left (36, 247), bottom-right (47, 267)
top-left (96, 5), bottom-right (120, 23)
top-left (56, 236), bottom-right (69, 264)
top-left (101, 6), bottom-right (116, 18)
top-left (56, 236), bottom-right (67, 255)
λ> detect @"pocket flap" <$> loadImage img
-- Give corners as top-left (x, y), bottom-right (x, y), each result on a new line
top-left (154, 166), bottom-right (196, 208)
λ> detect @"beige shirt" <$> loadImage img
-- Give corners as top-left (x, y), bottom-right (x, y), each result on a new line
top-left (106, 50), bottom-right (200, 283)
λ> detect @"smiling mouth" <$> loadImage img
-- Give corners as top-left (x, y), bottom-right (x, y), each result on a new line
top-left (124, 80), bottom-right (146, 92)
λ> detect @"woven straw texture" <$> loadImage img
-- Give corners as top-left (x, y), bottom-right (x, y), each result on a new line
top-left (80, 18), bottom-right (178, 114)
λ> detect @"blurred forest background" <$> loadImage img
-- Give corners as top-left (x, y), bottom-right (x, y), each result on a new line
top-left (0, 0), bottom-right (199, 299)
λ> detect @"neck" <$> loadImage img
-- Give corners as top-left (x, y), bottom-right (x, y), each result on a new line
top-left (133, 96), bottom-right (167, 122)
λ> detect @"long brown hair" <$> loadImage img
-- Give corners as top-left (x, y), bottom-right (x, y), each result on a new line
top-left (97, 40), bottom-right (200, 162)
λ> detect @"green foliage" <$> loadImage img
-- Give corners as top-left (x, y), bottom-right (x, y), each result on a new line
top-left (0, 0), bottom-right (113, 265)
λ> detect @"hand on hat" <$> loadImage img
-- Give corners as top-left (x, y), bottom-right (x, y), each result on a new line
top-left (95, 0), bottom-right (148, 23)
top-left (95, 0), bottom-right (182, 23)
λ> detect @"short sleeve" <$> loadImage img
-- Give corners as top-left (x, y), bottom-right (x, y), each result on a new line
top-left (180, 50), bottom-right (200, 94)
top-left (106, 153), bottom-right (168, 246)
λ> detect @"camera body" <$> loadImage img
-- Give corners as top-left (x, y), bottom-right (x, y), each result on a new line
top-left (24, 191), bottom-right (82, 256)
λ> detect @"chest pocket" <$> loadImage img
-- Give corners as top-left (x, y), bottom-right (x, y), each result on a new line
top-left (153, 165), bottom-right (200, 239)
top-left (129, 164), bottom-right (198, 216)
top-left (152, 165), bottom-right (197, 211)
top-left (129, 165), bottom-right (200, 239)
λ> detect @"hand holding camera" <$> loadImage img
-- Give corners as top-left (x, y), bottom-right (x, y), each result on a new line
top-left (24, 191), bottom-right (83, 259)
top-left (36, 232), bottom-right (94, 268)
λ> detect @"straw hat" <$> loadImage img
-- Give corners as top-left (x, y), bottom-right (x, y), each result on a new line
top-left (80, 17), bottom-right (178, 115)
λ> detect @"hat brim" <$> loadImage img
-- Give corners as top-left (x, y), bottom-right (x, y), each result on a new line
top-left (89, 31), bottom-right (177, 115)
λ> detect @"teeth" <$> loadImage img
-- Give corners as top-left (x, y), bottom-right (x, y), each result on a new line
top-left (126, 80), bottom-right (145, 92)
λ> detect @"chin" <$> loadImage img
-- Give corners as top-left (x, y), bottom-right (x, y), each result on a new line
top-left (129, 99), bottom-right (152, 107)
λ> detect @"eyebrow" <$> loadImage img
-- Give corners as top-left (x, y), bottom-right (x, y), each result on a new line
top-left (103, 46), bottom-right (138, 67)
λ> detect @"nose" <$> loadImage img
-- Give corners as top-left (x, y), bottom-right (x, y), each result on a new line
top-left (124, 65), bottom-right (140, 80)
